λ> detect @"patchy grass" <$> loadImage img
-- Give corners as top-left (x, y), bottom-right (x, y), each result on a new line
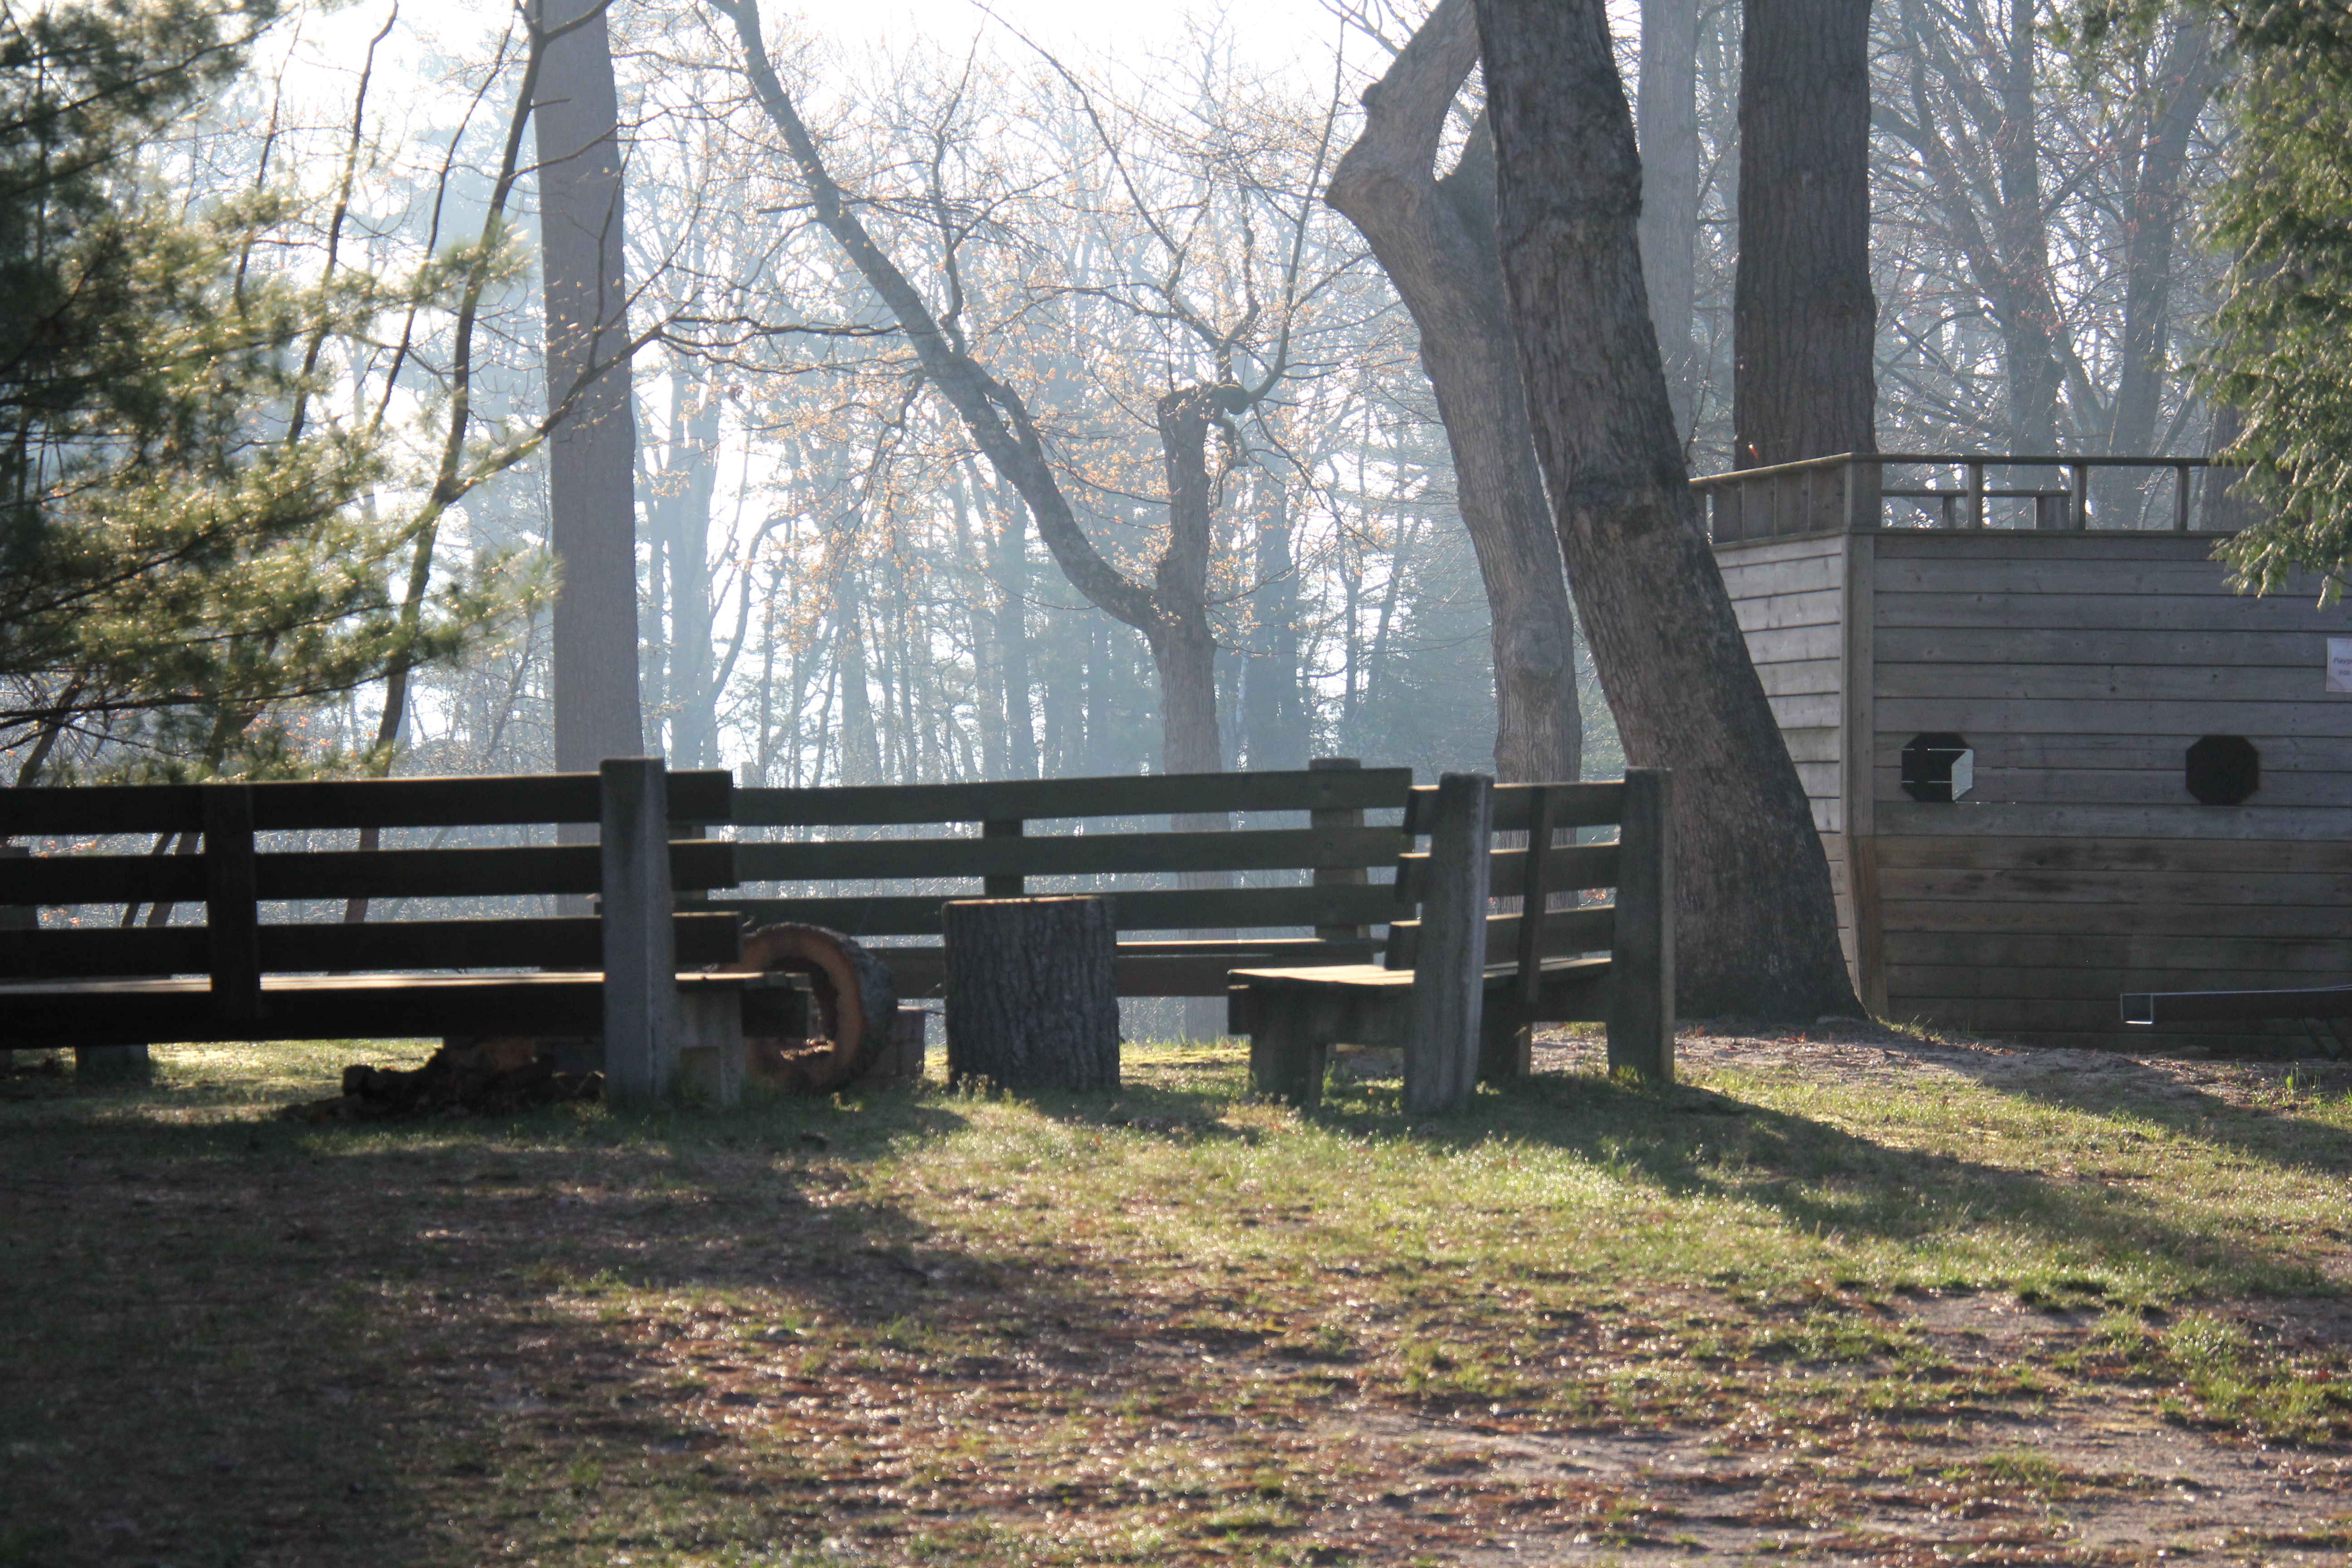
top-left (5, 1030), bottom-right (2352, 1565)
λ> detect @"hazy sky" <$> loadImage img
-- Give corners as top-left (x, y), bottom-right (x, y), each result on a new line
top-left (804, 0), bottom-right (1351, 66)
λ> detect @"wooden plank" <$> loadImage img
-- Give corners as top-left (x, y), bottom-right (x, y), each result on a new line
top-left (1874, 661), bottom-right (2342, 703)
top-left (1715, 549), bottom-right (1845, 596)
top-left (1400, 843), bottom-right (1621, 901)
top-left (712, 881), bottom-right (1413, 937)
top-left (1874, 697), bottom-right (2352, 738)
top-left (1781, 727), bottom-right (1844, 764)
top-left (1730, 590), bottom-right (1844, 632)
top-left (1875, 559), bottom-right (2245, 598)
top-left (1874, 530), bottom-right (2290, 565)
top-left (1741, 622), bottom-right (1845, 664)
top-left (1875, 626), bottom-right (2336, 667)
top-left (1489, 781), bottom-right (1624, 833)
top-left (1711, 531), bottom-right (1851, 568)
top-left (1877, 864), bottom-right (2352, 906)
top-left (1767, 693), bottom-right (1844, 731)
top-left (1869, 763), bottom-right (2352, 810)
top-left (1755, 659), bottom-right (1845, 698)
top-left (1387, 906), bottom-right (1617, 969)
top-left (734, 825), bottom-right (1407, 883)
top-left (1879, 898), bottom-right (2352, 939)
top-left (730, 766), bottom-right (1414, 828)
top-left (876, 937), bottom-right (1384, 1000)
top-left (0, 770), bottom-right (732, 838)
top-left (1881, 931), bottom-right (2352, 972)
top-left (0, 913), bottom-right (743, 979)
top-left (1516, 788), bottom-right (1560, 1005)
top-left (1871, 732), bottom-right (2352, 773)
top-left (1874, 800), bottom-right (2352, 840)
top-left (249, 840), bottom-right (735, 902)
top-left (0, 971), bottom-right (614, 1046)
top-left (1875, 591), bottom-right (2341, 633)
top-left (1877, 833), bottom-right (2352, 874)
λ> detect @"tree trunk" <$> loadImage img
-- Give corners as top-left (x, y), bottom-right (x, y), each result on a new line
top-left (742, 923), bottom-right (898, 1094)
top-left (1243, 481), bottom-right (1308, 771)
top-left (1637, 0), bottom-right (1704, 439)
top-left (1475, 0), bottom-right (1862, 1020)
top-left (1732, 0), bottom-right (1878, 466)
top-left (534, 0), bottom-right (642, 773)
top-left (944, 896), bottom-right (1119, 1091)
top-left (1325, 0), bottom-right (1582, 783)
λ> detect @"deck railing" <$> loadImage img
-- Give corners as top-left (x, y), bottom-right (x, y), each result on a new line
top-left (1694, 452), bottom-right (2223, 543)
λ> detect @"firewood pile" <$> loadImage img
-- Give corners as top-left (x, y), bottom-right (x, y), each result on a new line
top-left (279, 1037), bottom-right (600, 1122)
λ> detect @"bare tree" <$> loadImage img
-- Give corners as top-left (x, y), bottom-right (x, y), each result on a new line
top-left (1475, 0), bottom-right (1861, 1019)
top-left (1325, 0), bottom-right (1581, 783)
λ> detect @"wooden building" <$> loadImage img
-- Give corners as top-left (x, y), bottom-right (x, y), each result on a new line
top-left (1701, 455), bottom-right (2352, 1051)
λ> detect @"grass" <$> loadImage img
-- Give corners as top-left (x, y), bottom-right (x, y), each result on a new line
top-left (4, 1034), bottom-right (2352, 1564)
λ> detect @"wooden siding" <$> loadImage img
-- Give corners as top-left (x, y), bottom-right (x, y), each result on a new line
top-left (1718, 525), bottom-right (2352, 1049)
top-left (1870, 531), bottom-right (2350, 1046)
top-left (1715, 532), bottom-right (1860, 977)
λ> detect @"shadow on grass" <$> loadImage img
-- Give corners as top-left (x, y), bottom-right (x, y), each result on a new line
top-left (0, 1075), bottom-right (1000, 1568)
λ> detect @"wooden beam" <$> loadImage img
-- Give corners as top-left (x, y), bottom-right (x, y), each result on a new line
top-left (601, 759), bottom-right (680, 1103)
top-left (1403, 772), bottom-right (1491, 1117)
top-left (202, 785), bottom-right (262, 1024)
top-left (730, 766), bottom-right (1413, 828)
top-left (1608, 769), bottom-right (1674, 1080)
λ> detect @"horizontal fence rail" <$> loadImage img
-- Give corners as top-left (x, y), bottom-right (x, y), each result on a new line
top-left (1695, 452), bottom-right (2222, 543)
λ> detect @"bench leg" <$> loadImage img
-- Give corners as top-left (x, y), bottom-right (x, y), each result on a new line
top-left (674, 987), bottom-right (743, 1107)
top-left (1246, 994), bottom-right (1330, 1113)
top-left (1479, 999), bottom-right (1531, 1086)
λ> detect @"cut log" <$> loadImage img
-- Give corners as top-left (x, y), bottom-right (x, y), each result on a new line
top-left (943, 896), bottom-right (1118, 1092)
top-left (741, 922), bottom-right (898, 1094)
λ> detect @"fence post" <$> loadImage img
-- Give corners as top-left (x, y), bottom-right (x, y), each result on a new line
top-left (1965, 461), bottom-right (1986, 530)
top-left (0, 845), bottom-right (26, 1069)
top-left (1609, 769), bottom-right (1675, 1082)
top-left (2070, 463), bottom-right (2090, 530)
top-left (1308, 756), bottom-right (1367, 943)
top-left (1404, 772), bottom-right (1490, 1117)
top-left (982, 818), bottom-right (1025, 898)
top-left (202, 784), bottom-right (261, 1025)
top-left (601, 758), bottom-right (679, 1102)
top-left (2174, 464), bottom-right (2193, 531)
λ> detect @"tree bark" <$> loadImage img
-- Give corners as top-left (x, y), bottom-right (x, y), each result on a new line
top-left (944, 896), bottom-right (1119, 1091)
top-left (1733, 0), bottom-right (1878, 465)
top-left (534, 0), bottom-right (643, 772)
top-left (1475, 0), bottom-right (1862, 1020)
top-left (1637, 0), bottom-right (1704, 439)
top-left (1242, 480), bottom-right (1308, 771)
top-left (1325, 0), bottom-right (1581, 783)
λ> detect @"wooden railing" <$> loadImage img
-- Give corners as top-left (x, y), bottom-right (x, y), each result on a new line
top-left (1695, 452), bottom-right (2220, 543)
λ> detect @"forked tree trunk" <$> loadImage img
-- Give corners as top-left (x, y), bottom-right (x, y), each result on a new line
top-left (944, 897), bottom-right (1120, 1091)
top-left (1475, 0), bottom-right (1862, 1020)
top-left (1732, 0), bottom-right (1878, 466)
top-left (1324, 0), bottom-right (1581, 784)
top-left (535, 0), bottom-right (642, 772)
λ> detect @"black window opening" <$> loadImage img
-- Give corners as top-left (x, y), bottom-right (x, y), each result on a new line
top-left (2186, 735), bottom-right (2260, 805)
top-left (1901, 733), bottom-right (1975, 803)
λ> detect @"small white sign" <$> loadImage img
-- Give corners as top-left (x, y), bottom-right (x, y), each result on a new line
top-left (1950, 748), bottom-right (1975, 800)
top-left (2331, 638), bottom-right (2352, 694)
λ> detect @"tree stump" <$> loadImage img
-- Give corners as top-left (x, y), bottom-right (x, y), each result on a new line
top-left (944, 896), bottom-right (1118, 1092)
top-left (741, 923), bottom-right (898, 1095)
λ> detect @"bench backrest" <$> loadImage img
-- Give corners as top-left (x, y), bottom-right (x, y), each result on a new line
top-left (1388, 778), bottom-right (1647, 975)
top-left (0, 766), bottom-right (739, 1009)
top-left (717, 762), bottom-right (1417, 942)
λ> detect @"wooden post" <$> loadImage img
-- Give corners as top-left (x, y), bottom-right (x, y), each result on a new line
top-left (981, 818), bottom-right (1024, 898)
top-left (1965, 461), bottom-right (1985, 531)
top-left (0, 845), bottom-right (25, 1069)
top-left (1609, 768), bottom-right (1675, 1081)
top-left (943, 895), bottom-right (1118, 1091)
top-left (2174, 463), bottom-right (2193, 531)
top-left (2071, 462), bottom-right (2090, 529)
top-left (1403, 772), bottom-right (1490, 1117)
top-left (1309, 757), bottom-right (1367, 942)
top-left (601, 758), bottom-right (679, 1102)
top-left (203, 784), bottom-right (261, 1025)
top-left (1515, 786), bottom-right (1556, 1007)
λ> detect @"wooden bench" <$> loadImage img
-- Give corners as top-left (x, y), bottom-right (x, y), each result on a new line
top-left (713, 760), bottom-right (1418, 999)
top-left (1229, 769), bottom-right (1674, 1115)
top-left (0, 759), bottom-right (800, 1102)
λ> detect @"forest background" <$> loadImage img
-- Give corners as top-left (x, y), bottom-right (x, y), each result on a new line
top-left (0, 0), bottom-right (2236, 800)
